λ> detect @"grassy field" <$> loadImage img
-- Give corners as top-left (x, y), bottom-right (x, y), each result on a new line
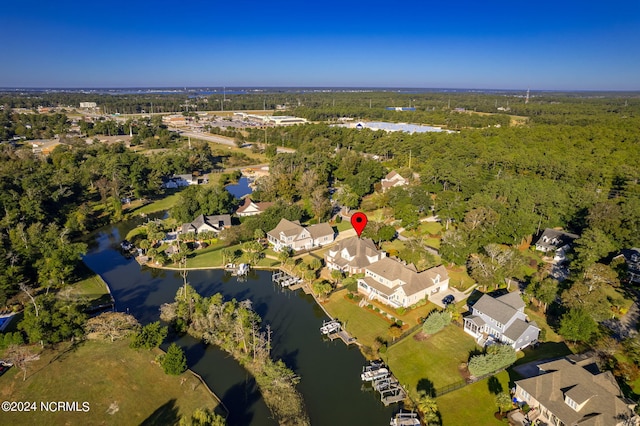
top-left (386, 326), bottom-right (479, 397)
top-left (128, 192), bottom-right (182, 216)
top-left (437, 371), bottom-right (511, 425)
top-left (322, 290), bottom-right (392, 349)
top-left (0, 340), bottom-right (220, 426)
top-left (61, 273), bottom-right (112, 308)
top-left (446, 266), bottom-right (476, 292)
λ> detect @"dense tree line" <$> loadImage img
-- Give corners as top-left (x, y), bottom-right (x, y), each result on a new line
top-left (161, 286), bottom-right (310, 425)
top-left (0, 137), bottom-right (217, 305)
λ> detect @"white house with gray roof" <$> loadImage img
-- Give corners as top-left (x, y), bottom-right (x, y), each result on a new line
top-left (181, 214), bottom-right (231, 235)
top-left (325, 237), bottom-right (384, 274)
top-left (514, 356), bottom-right (638, 426)
top-left (534, 228), bottom-right (579, 263)
top-left (357, 257), bottom-right (449, 308)
top-left (266, 218), bottom-right (334, 252)
top-left (463, 292), bottom-right (539, 351)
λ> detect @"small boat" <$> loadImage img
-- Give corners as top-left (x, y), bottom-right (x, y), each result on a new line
top-left (120, 240), bottom-right (134, 251)
top-left (361, 367), bottom-right (389, 382)
top-left (320, 320), bottom-right (341, 335)
top-left (390, 410), bottom-right (420, 426)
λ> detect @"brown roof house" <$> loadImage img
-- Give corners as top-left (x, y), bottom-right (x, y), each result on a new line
top-left (235, 198), bottom-right (274, 217)
top-left (514, 355), bottom-right (638, 426)
top-left (266, 219), bottom-right (335, 252)
top-left (325, 237), bottom-right (385, 275)
top-left (380, 170), bottom-right (408, 192)
top-left (357, 257), bottom-right (449, 308)
top-left (463, 292), bottom-right (539, 351)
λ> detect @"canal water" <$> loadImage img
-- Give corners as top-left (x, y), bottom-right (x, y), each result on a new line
top-left (83, 222), bottom-right (396, 426)
top-left (225, 176), bottom-right (253, 199)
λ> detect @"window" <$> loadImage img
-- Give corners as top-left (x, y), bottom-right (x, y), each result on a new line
top-left (565, 396), bottom-right (578, 410)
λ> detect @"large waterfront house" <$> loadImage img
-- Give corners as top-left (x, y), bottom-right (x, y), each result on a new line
top-left (162, 173), bottom-right (208, 189)
top-left (181, 214), bottom-right (231, 235)
top-left (514, 355), bottom-right (638, 426)
top-left (325, 237), bottom-right (385, 275)
top-left (380, 170), bottom-right (408, 192)
top-left (235, 198), bottom-right (274, 217)
top-left (357, 257), bottom-right (449, 308)
top-left (463, 292), bottom-right (539, 351)
top-left (534, 228), bottom-right (579, 263)
top-left (266, 218), bottom-right (335, 252)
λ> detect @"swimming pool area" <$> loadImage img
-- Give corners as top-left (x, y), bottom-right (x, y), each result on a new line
top-left (0, 314), bottom-right (15, 332)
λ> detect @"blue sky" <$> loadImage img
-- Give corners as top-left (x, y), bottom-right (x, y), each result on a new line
top-left (1, 0), bottom-right (639, 90)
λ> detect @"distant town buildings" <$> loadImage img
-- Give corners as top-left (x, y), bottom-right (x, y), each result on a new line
top-left (233, 113), bottom-right (308, 126)
top-left (79, 102), bottom-right (97, 109)
top-left (350, 121), bottom-right (451, 134)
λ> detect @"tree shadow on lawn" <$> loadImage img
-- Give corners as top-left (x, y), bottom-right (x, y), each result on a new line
top-left (140, 398), bottom-right (180, 426)
top-left (416, 378), bottom-right (436, 397)
top-left (487, 375), bottom-right (503, 394)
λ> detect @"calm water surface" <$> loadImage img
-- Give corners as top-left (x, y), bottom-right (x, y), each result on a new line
top-left (83, 222), bottom-right (396, 426)
top-left (225, 177), bottom-right (253, 199)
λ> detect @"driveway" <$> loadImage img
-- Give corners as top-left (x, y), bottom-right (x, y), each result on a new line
top-left (430, 286), bottom-right (468, 309)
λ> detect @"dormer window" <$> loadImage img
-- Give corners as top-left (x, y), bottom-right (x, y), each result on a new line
top-left (565, 396), bottom-right (578, 411)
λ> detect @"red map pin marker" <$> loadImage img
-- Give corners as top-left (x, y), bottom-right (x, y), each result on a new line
top-left (350, 212), bottom-right (368, 237)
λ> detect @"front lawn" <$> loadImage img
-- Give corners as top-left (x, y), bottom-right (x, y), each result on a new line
top-left (437, 371), bottom-right (511, 425)
top-left (386, 326), bottom-right (479, 398)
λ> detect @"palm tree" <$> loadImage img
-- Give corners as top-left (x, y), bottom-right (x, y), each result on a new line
top-left (416, 390), bottom-right (440, 425)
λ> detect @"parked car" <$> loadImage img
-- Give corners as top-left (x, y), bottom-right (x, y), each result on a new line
top-left (442, 294), bottom-right (455, 306)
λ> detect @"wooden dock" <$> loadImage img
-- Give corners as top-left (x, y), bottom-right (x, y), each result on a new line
top-left (327, 329), bottom-right (356, 345)
top-left (272, 270), bottom-right (302, 287)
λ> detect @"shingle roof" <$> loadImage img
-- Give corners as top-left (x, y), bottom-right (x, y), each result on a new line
top-left (236, 198), bottom-right (274, 214)
top-left (535, 228), bottom-right (579, 251)
top-left (516, 358), bottom-right (634, 426)
top-left (329, 237), bottom-right (381, 268)
top-left (472, 294), bottom-right (519, 325)
top-left (307, 223), bottom-right (334, 240)
top-left (503, 318), bottom-right (538, 342)
top-left (366, 258), bottom-right (448, 298)
top-left (267, 218), bottom-right (304, 239)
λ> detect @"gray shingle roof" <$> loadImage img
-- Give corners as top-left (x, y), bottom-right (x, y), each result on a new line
top-left (472, 294), bottom-right (519, 326)
top-left (535, 228), bottom-right (579, 252)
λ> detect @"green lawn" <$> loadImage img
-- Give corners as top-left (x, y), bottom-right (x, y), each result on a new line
top-left (335, 221), bottom-right (353, 232)
top-left (437, 371), bottom-right (511, 425)
top-left (183, 244), bottom-right (229, 268)
top-left (386, 326), bottom-right (479, 397)
top-left (446, 266), bottom-right (476, 292)
top-left (62, 273), bottom-right (112, 308)
top-left (0, 340), bottom-right (220, 425)
top-left (322, 290), bottom-right (392, 349)
top-left (129, 192), bottom-right (182, 215)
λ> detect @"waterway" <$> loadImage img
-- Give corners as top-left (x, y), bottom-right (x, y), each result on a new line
top-left (83, 221), bottom-right (396, 425)
top-left (225, 176), bottom-right (253, 199)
